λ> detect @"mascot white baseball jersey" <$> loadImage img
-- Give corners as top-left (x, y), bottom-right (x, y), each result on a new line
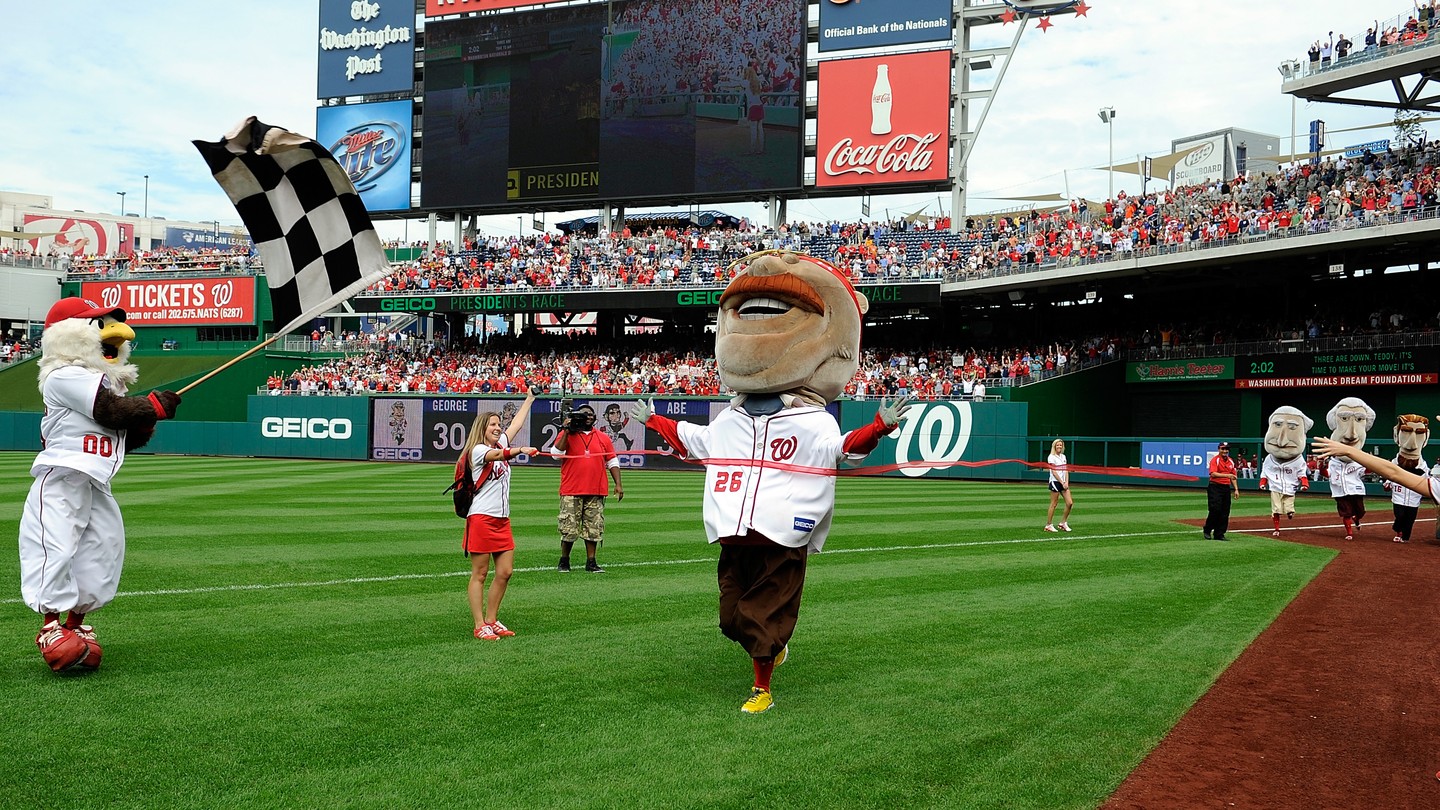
top-left (673, 402), bottom-right (863, 553)
top-left (19, 296), bottom-right (180, 673)
top-left (1260, 455), bottom-right (1309, 496)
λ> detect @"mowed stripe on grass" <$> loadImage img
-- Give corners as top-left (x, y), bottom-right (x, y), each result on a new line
top-left (0, 453), bottom-right (1335, 809)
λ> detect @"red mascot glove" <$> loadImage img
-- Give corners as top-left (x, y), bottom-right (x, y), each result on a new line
top-left (148, 390), bottom-right (182, 420)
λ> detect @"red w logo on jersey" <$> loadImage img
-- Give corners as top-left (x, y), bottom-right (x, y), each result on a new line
top-left (770, 436), bottom-right (798, 462)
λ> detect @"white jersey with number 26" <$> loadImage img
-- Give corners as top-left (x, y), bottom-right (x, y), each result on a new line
top-left (33, 365), bottom-right (126, 485)
top-left (675, 404), bottom-right (864, 553)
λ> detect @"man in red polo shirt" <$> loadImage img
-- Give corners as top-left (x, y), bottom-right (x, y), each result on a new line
top-left (1204, 442), bottom-right (1240, 541)
top-left (553, 404), bottom-right (623, 573)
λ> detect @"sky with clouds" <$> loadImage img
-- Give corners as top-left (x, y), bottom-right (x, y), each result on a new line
top-left (0, 1), bottom-right (1423, 240)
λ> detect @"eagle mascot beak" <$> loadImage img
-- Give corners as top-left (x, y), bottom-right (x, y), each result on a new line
top-left (99, 316), bottom-right (136, 363)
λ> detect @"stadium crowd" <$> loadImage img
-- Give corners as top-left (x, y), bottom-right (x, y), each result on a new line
top-left (344, 138), bottom-right (1440, 294)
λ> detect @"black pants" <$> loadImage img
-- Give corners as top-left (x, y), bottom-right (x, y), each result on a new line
top-left (1393, 504), bottom-right (1419, 541)
top-left (1204, 484), bottom-right (1232, 538)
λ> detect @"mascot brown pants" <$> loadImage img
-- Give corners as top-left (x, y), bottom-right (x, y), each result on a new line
top-left (717, 538), bottom-right (806, 659)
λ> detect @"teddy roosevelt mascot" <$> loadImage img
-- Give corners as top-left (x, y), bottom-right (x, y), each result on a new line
top-left (630, 251), bottom-right (911, 714)
top-left (1326, 396), bottom-right (1376, 541)
top-left (1385, 414), bottom-right (1430, 543)
top-left (19, 297), bottom-right (181, 673)
top-left (1258, 406), bottom-right (1313, 538)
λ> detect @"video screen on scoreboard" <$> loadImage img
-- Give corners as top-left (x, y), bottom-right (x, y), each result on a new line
top-left (420, 0), bottom-right (804, 209)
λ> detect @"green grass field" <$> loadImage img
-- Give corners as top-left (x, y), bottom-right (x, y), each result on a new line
top-left (0, 453), bottom-right (1338, 809)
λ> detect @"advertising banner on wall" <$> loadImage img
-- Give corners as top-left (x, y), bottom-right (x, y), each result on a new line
top-left (163, 226), bottom-right (253, 251)
top-left (316, 100), bottom-right (413, 212)
top-left (815, 51), bottom-right (952, 190)
top-left (317, 0), bottom-right (415, 99)
top-left (839, 400), bottom-right (1028, 480)
top-left (1170, 133), bottom-right (1229, 187)
top-left (349, 282), bottom-right (940, 315)
top-left (79, 277), bottom-right (257, 326)
top-left (1141, 442), bottom-right (1216, 479)
top-left (818, 0), bottom-right (952, 52)
top-left (21, 214), bottom-right (134, 257)
top-left (1126, 358), bottom-right (1234, 383)
top-left (248, 396), bottom-right (370, 460)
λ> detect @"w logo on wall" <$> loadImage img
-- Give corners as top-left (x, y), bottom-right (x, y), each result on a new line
top-left (892, 401), bottom-right (972, 477)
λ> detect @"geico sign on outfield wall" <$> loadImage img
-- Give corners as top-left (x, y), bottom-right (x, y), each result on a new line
top-left (815, 51), bottom-right (952, 189)
top-left (261, 417), bottom-right (354, 440)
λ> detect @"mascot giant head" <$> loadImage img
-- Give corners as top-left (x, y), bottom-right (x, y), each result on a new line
top-left (1393, 413), bottom-right (1430, 466)
top-left (715, 251), bottom-right (868, 405)
top-left (40, 297), bottom-right (137, 394)
top-left (1263, 405), bottom-right (1312, 462)
top-left (1325, 396), bottom-right (1376, 463)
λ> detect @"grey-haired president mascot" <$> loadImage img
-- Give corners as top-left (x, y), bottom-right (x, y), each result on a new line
top-left (19, 297), bottom-right (180, 673)
top-left (631, 251), bottom-right (910, 714)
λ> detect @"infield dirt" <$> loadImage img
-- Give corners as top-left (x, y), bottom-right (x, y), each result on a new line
top-left (1104, 510), bottom-right (1440, 809)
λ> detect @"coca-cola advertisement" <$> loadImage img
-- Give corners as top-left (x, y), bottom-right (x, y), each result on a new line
top-left (79, 278), bottom-right (257, 327)
top-left (815, 51), bottom-right (951, 189)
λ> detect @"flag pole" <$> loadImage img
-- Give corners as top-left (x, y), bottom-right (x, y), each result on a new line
top-left (176, 333), bottom-right (285, 396)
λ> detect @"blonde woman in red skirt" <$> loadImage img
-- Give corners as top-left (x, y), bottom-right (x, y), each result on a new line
top-left (457, 388), bottom-right (537, 640)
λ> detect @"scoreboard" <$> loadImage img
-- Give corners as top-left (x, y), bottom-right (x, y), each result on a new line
top-left (370, 396), bottom-right (833, 469)
top-left (1234, 347), bottom-right (1438, 389)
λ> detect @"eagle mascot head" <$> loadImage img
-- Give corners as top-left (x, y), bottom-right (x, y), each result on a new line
top-left (714, 251), bottom-right (868, 406)
top-left (39, 297), bottom-right (138, 395)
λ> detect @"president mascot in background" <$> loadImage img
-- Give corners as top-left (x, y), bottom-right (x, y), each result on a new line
top-left (632, 251), bottom-right (910, 714)
top-left (19, 297), bottom-right (180, 673)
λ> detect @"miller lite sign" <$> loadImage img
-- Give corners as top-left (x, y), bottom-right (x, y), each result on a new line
top-left (316, 99), bottom-right (413, 212)
top-left (816, 50), bottom-right (951, 189)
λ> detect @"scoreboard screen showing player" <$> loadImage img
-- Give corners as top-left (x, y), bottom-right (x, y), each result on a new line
top-left (420, 0), bottom-right (805, 209)
top-left (371, 397), bottom-right (829, 469)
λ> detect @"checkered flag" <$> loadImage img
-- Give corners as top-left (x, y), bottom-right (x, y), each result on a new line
top-left (193, 117), bottom-right (390, 336)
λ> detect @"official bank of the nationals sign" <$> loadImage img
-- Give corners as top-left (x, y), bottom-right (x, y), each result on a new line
top-left (80, 277), bottom-right (257, 326)
top-left (815, 50), bottom-right (952, 189)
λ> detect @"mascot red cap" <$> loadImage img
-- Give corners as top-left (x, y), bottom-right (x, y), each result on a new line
top-left (44, 297), bottom-right (125, 329)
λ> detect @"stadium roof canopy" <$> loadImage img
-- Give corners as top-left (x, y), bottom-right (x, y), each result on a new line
top-left (555, 210), bottom-right (744, 235)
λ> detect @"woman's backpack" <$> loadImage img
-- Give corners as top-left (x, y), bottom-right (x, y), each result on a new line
top-left (445, 455), bottom-right (476, 518)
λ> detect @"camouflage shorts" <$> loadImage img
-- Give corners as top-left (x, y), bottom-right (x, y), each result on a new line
top-left (558, 495), bottom-right (606, 542)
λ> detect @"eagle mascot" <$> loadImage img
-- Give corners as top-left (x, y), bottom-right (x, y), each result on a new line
top-left (19, 297), bottom-right (180, 672)
top-left (631, 251), bottom-right (910, 714)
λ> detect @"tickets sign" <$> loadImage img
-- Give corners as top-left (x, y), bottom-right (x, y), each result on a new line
top-left (80, 277), bottom-right (257, 326)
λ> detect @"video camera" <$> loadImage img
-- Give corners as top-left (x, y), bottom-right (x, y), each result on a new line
top-left (559, 400), bottom-right (595, 434)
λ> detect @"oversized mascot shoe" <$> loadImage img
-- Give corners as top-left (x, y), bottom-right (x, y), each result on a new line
top-left (73, 625), bottom-right (103, 670)
top-left (36, 621), bottom-right (90, 672)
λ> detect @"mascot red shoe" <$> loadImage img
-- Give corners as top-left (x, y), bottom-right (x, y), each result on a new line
top-left (19, 297), bottom-right (180, 672)
top-left (632, 251), bottom-right (910, 714)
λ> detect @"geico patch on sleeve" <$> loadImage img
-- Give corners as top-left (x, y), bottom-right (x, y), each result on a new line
top-left (794, 517), bottom-right (816, 533)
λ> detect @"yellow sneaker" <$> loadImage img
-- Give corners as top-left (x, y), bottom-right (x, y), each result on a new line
top-left (774, 644), bottom-right (789, 667)
top-left (741, 687), bottom-right (774, 714)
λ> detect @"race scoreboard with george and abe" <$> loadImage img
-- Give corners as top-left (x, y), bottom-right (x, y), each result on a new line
top-left (369, 396), bottom-right (780, 468)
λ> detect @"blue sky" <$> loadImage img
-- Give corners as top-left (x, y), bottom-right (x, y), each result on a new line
top-left (0, 1), bottom-right (1413, 239)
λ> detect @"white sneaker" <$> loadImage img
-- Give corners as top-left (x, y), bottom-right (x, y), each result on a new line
top-left (1043, 524), bottom-right (1058, 533)
top-left (1059, 522), bottom-right (1071, 532)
